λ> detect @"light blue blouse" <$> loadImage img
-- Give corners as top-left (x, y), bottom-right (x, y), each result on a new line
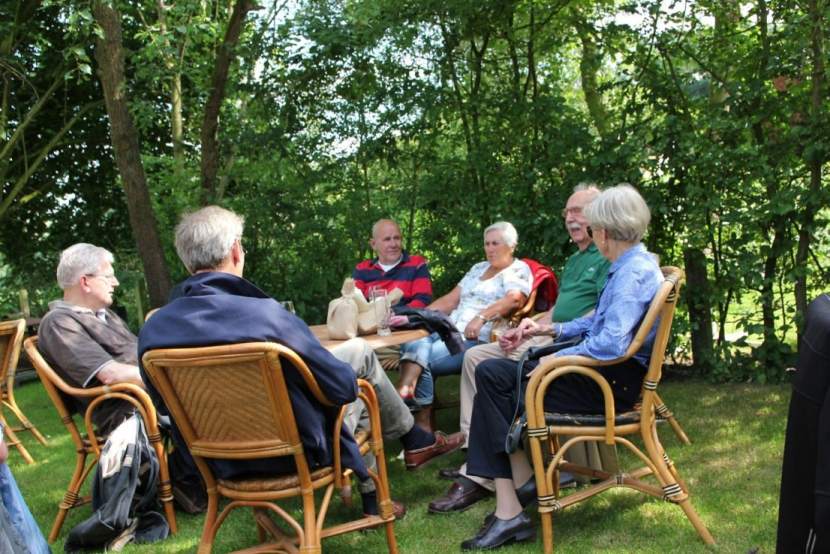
top-left (555, 243), bottom-right (663, 366)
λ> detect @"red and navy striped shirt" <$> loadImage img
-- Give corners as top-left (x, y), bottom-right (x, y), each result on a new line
top-left (352, 251), bottom-right (433, 308)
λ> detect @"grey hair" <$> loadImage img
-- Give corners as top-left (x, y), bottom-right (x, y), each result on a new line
top-left (57, 243), bottom-right (114, 289)
top-left (484, 221), bottom-right (518, 248)
top-left (584, 183), bottom-right (650, 242)
top-left (573, 182), bottom-right (602, 201)
top-left (371, 218), bottom-right (400, 238)
top-left (175, 206), bottom-right (245, 273)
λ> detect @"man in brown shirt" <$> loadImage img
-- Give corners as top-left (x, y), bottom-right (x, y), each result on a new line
top-left (38, 243), bottom-right (142, 435)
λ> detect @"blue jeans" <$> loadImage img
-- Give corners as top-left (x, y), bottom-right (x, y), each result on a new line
top-left (0, 463), bottom-right (51, 553)
top-left (400, 333), bottom-right (482, 407)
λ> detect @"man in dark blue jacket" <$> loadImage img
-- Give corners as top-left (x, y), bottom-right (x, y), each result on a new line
top-left (139, 206), bottom-right (461, 517)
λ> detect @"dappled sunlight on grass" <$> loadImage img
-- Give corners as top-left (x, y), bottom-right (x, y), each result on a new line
top-left (6, 378), bottom-right (788, 552)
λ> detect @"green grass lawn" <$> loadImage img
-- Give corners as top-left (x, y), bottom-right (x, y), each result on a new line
top-left (6, 375), bottom-right (788, 553)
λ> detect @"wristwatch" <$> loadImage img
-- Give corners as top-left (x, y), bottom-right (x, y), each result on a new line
top-left (475, 314), bottom-right (490, 323)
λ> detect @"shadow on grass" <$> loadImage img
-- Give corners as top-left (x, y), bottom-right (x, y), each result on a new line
top-left (7, 377), bottom-right (787, 553)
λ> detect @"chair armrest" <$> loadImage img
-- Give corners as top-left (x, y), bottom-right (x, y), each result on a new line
top-left (509, 288), bottom-right (539, 325)
top-left (82, 383), bottom-right (161, 456)
top-left (525, 356), bottom-right (619, 446)
top-left (271, 347), bottom-right (339, 408)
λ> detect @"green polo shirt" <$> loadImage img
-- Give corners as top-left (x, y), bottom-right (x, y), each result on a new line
top-left (551, 243), bottom-right (610, 323)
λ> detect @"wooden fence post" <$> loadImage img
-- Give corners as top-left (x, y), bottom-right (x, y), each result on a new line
top-left (18, 288), bottom-right (30, 317)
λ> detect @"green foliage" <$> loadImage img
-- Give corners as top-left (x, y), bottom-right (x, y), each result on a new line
top-left (2, 0), bottom-right (829, 380)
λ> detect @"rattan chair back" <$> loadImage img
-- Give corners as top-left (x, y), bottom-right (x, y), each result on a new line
top-left (0, 319), bottom-right (25, 385)
top-left (142, 341), bottom-right (398, 554)
top-left (0, 319), bottom-right (46, 463)
top-left (143, 342), bottom-right (304, 462)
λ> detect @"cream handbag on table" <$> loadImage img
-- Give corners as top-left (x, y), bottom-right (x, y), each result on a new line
top-left (326, 278), bottom-right (403, 339)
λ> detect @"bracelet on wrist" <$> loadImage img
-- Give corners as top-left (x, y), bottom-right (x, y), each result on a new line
top-left (549, 323), bottom-right (561, 338)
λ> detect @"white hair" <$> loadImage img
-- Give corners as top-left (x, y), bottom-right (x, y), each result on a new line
top-left (175, 206), bottom-right (245, 273)
top-left (484, 221), bottom-right (518, 248)
top-left (56, 243), bottom-right (114, 289)
top-left (573, 182), bottom-right (602, 200)
top-left (584, 183), bottom-right (651, 243)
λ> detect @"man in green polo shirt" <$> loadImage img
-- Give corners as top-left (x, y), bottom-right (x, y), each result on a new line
top-left (428, 183), bottom-right (610, 514)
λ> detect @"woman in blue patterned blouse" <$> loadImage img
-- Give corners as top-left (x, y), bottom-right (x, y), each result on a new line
top-left (460, 184), bottom-right (664, 551)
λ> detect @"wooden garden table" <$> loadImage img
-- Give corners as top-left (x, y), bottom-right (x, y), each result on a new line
top-left (309, 324), bottom-right (427, 351)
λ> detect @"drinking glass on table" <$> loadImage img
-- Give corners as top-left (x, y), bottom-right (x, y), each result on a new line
top-left (280, 300), bottom-right (296, 314)
top-left (370, 288), bottom-right (391, 337)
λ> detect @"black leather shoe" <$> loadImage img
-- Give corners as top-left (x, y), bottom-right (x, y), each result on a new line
top-left (438, 465), bottom-right (461, 480)
top-left (461, 511), bottom-right (535, 550)
top-left (428, 478), bottom-right (492, 513)
top-left (481, 477), bottom-right (537, 528)
top-left (515, 477), bottom-right (537, 507)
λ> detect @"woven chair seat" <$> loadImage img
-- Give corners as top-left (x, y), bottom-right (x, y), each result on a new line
top-left (544, 410), bottom-right (640, 427)
top-left (219, 467), bottom-right (334, 493)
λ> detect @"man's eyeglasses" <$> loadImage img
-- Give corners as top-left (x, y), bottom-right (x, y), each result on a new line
top-left (561, 206), bottom-right (583, 218)
top-left (85, 273), bottom-right (118, 283)
top-left (586, 226), bottom-right (593, 238)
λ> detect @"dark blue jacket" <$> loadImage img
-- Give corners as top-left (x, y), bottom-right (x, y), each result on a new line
top-left (777, 293), bottom-right (830, 553)
top-left (138, 272), bottom-right (367, 481)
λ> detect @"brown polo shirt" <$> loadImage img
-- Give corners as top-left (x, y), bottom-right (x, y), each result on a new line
top-left (37, 301), bottom-right (138, 435)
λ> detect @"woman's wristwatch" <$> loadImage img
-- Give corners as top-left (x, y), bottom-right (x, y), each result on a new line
top-left (475, 313), bottom-right (490, 323)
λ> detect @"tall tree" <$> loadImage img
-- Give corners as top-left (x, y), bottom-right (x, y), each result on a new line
top-left (200, 0), bottom-right (259, 204)
top-left (92, 0), bottom-right (172, 307)
top-left (794, 0), bottom-right (827, 334)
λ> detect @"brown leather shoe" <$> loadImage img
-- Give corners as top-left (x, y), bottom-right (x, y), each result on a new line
top-left (404, 431), bottom-right (464, 470)
top-left (428, 478), bottom-right (492, 513)
top-left (365, 499), bottom-right (407, 520)
top-left (391, 500), bottom-right (407, 520)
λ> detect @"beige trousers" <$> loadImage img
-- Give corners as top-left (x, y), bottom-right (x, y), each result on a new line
top-left (332, 339), bottom-right (414, 492)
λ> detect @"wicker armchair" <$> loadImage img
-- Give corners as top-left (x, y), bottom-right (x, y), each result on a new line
top-left (23, 336), bottom-right (177, 543)
top-left (0, 319), bottom-right (47, 463)
top-left (142, 342), bottom-right (399, 554)
top-left (524, 266), bottom-right (713, 552)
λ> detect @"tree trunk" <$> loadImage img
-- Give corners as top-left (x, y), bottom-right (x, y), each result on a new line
top-left (574, 15), bottom-right (609, 138)
top-left (761, 226), bottom-right (785, 349)
top-left (795, 0), bottom-right (826, 335)
top-left (200, 0), bottom-right (258, 205)
top-left (750, 0), bottom-right (785, 361)
top-left (684, 247), bottom-right (714, 374)
top-left (156, 0), bottom-right (186, 166)
top-left (92, 0), bottom-right (172, 307)
top-left (172, 72), bottom-right (184, 164)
